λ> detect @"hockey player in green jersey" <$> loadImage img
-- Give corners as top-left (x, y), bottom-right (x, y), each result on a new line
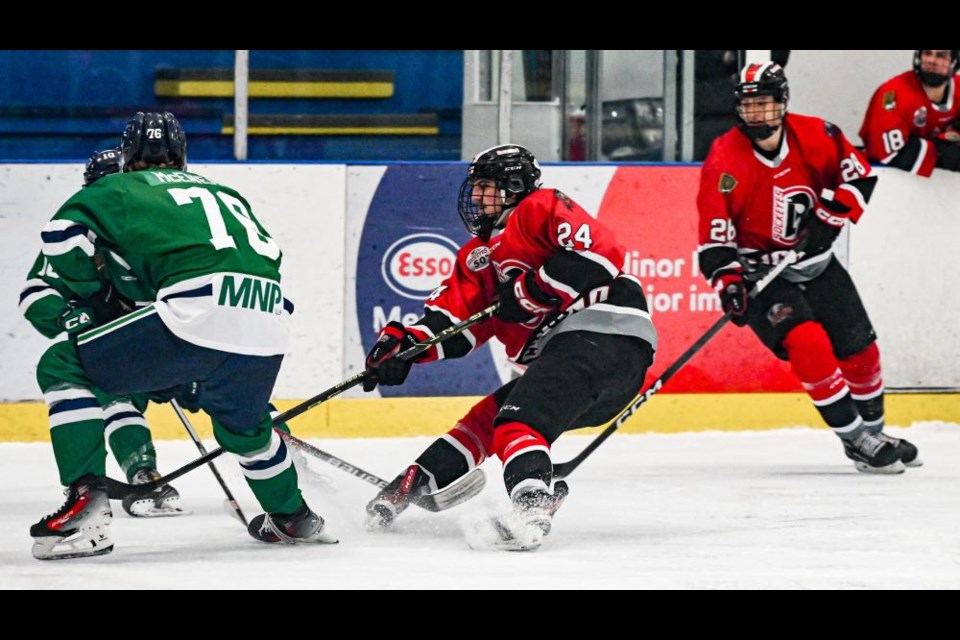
top-left (20, 148), bottom-right (184, 519)
top-left (30, 112), bottom-right (334, 560)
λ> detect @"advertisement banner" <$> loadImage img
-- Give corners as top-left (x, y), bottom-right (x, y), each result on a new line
top-left (351, 163), bottom-right (798, 396)
top-left (354, 165), bottom-right (502, 396)
top-left (595, 166), bottom-right (797, 392)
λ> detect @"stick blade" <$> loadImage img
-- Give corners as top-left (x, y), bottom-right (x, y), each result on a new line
top-left (414, 468), bottom-right (486, 512)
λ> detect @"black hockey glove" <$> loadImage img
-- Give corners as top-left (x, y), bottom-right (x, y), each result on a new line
top-left (85, 282), bottom-right (134, 325)
top-left (495, 270), bottom-right (559, 324)
top-left (714, 271), bottom-right (750, 327)
top-left (933, 137), bottom-right (960, 171)
top-left (146, 386), bottom-right (179, 405)
top-left (363, 321), bottom-right (419, 392)
top-left (798, 214), bottom-right (842, 256)
top-left (176, 382), bottom-right (202, 412)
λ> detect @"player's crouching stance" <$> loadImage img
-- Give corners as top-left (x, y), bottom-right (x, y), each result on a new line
top-left (30, 112), bottom-right (334, 560)
top-left (363, 145), bottom-right (657, 550)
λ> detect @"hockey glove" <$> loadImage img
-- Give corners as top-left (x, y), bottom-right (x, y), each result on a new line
top-left (933, 137), bottom-right (960, 171)
top-left (86, 282), bottom-right (134, 325)
top-left (146, 386), bottom-right (179, 405)
top-left (57, 304), bottom-right (95, 336)
top-left (176, 382), bottom-right (202, 413)
top-left (798, 214), bottom-right (842, 256)
top-left (363, 321), bottom-right (420, 392)
top-left (495, 270), bottom-right (559, 324)
top-left (714, 271), bottom-right (750, 327)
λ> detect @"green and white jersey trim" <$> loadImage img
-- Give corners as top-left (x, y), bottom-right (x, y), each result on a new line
top-left (77, 306), bottom-right (158, 346)
top-left (154, 272), bottom-right (290, 356)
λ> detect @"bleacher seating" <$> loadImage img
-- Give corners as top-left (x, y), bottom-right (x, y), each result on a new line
top-left (155, 68), bottom-right (395, 99)
top-left (0, 50), bottom-right (463, 160)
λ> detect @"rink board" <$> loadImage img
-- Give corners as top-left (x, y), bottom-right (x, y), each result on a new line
top-left (1, 393), bottom-right (956, 442)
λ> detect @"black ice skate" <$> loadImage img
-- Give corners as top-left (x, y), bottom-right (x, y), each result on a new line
top-left (493, 480), bottom-right (570, 551)
top-left (31, 474), bottom-right (113, 560)
top-left (875, 432), bottom-right (922, 467)
top-left (122, 467), bottom-right (185, 517)
top-left (248, 501), bottom-right (338, 544)
top-left (366, 465), bottom-right (487, 529)
top-left (842, 431), bottom-right (905, 474)
top-left (365, 464), bottom-right (429, 529)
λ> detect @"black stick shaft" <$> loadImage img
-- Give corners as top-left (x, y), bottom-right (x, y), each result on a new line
top-left (106, 304), bottom-right (498, 500)
top-left (172, 400), bottom-right (248, 526)
top-left (553, 251), bottom-right (801, 479)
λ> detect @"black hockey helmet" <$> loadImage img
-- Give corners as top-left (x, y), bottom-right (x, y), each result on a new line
top-left (913, 50), bottom-right (959, 87)
top-left (457, 144), bottom-right (542, 239)
top-left (734, 62), bottom-right (789, 142)
top-left (121, 111), bottom-right (187, 171)
top-left (82, 147), bottom-right (122, 187)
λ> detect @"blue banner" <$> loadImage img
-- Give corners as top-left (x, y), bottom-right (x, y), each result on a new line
top-left (356, 165), bottom-right (502, 396)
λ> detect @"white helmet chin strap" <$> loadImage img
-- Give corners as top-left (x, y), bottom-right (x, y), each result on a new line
top-left (493, 189), bottom-right (517, 229)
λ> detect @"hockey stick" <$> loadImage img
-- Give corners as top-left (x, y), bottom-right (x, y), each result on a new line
top-left (171, 399), bottom-right (248, 526)
top-left (104, 303), bottom-right (499, 500)
top-left (553, 251), bottom-right (802, 480)
top-left (276, 429), bottom-right (486, 512)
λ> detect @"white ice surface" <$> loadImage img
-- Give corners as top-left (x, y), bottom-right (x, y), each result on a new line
top-left (2, 423), bottom-right (958, 589)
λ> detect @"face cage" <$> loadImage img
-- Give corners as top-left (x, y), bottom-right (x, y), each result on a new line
top-left (457, 178), bottom-right (496, 240)
top-left (736, 99), bottom-right (787, 140)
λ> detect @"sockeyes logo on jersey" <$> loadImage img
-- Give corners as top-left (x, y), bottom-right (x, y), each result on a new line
top-left (381, 233), bottom-right (459, 299)
top-left (771, 185), bottom-right (814, 243)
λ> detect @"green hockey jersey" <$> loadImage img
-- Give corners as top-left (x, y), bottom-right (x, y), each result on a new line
top-left (20, 249), bottom-right (154, 339)
top-left (41, 169), bottom-right (290, 356)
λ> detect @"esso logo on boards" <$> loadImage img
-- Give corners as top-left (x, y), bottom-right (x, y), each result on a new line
top-left (381, 233), bottom-right (459, 299)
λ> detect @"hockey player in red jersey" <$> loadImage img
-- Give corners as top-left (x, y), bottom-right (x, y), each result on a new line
top-left (362, 144), bottom-right (658, 549)
top-left (859, 50), bottom-right (960, 176)
top-left (699, 62), bottom-right (920, 474)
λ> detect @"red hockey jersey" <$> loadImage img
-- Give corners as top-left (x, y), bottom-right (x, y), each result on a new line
top-left (409, 188), bottom-right (657, 364)
top-left (859, 71), bottom-right (960, 176)
top-left (697, 113), bottom-right (874, 282)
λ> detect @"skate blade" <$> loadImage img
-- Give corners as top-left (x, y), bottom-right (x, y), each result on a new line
top-left (854, 460), bottom-right (906, 474)
top-left (125, 502), bottom-right (189, 518)
top-left (463, 513), bottom-right (545, 552)
top-left (363, 504), bottom-right (396, 532)
top-left (32, 527), bottom-right (114, 560)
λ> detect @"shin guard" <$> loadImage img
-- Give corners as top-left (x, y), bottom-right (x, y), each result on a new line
top-left (783, 322), bottom-right (861, 437)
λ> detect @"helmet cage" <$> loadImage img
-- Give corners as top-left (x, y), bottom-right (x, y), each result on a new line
top-left (456, 144), bottom-right (541, 239)
top-left (734, 63), bottom-right (789, 141)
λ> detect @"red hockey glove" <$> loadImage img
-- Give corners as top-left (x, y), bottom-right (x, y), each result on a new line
top-left (363, 322), bottom-right (420, 392)
top-left (714, 271), bottom-right (749, 326)
top-left (799, 188), bottom-right (848, 255)
top-left (495, 271), bottom-right (559, 324)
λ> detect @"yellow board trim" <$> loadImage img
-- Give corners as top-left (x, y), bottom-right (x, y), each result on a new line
top-left (155, 80), bottom-right (394, 99)
top-left (2, 393), bottom-right (957, 443)
top-left (220, 126), bottom-right (439, 136)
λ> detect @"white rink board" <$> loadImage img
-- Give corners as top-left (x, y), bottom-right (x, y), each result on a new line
top-left (0, 162), bottom-right (957, 401)
top-left (0, 163), bottom-right (345, 400)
